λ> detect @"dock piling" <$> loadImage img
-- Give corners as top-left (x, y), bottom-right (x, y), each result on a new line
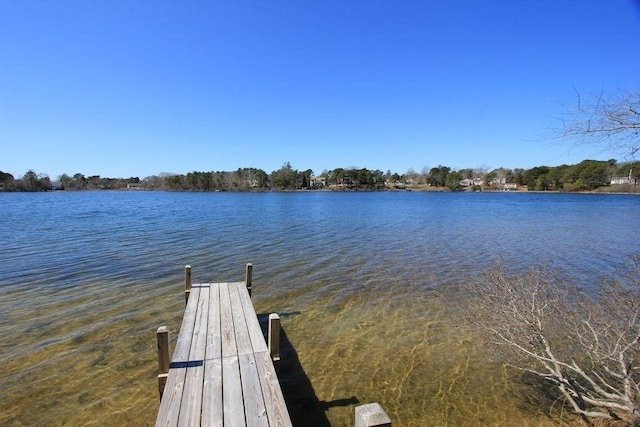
top-left (245, 263), bottom-right (253, 297)
top-left (156, 326), bottom-right (170, 399)
top-left (185, 265), bottom-right (192, 304)
top-left (268, 313), bottom-right (281, 372)
top-left (355, 403), bottom-right (391, 427)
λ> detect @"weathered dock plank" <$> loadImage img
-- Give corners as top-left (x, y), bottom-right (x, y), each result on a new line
top-left (222, 355), bottom-right (245, 426)
top-left (157, 286), bottom-right (201, 427)
top-left (205, 283), bottom-right (222, 360)
top-left (201, 358), bottom-right (223, 427)
top-left (219, 282), bottom-right (238, 358)
top-left (202, 283), bottom-right (222, 427)
top-left (237, 282), bottom-right (268, 354)
top-left (229, 282), bottom-right (254, 356)
top-left (254, 351), bottom-right (291, 427)
top-left (239, 352), bottom-right (269, 426)
top-left (178, 286), bottom-right (209, 427)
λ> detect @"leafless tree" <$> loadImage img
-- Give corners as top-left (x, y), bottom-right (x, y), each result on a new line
top-left (405, 167), bottom-right (419, 185)
top-left (557, 89), bottom-right (640, 160)
top-left (462, 257), bottom-right (640, 424)
top-left (419, 166), bottom-right (430, 184)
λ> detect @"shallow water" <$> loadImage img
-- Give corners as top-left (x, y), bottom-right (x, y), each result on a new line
top-left (1, 191), bottom-right (638, 426)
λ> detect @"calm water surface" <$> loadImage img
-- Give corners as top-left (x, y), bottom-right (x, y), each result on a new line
top-left (1, 191), bottom-right (638, 426)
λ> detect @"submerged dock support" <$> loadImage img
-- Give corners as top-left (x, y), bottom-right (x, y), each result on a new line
top-left (355, 403), bottom-right (391, 427)
top-left (184, 265), bottom-right (192, 304)
top-left (156, 326), bottom-right (170, 399)
top-left (268, 313), bottom-right (281, 372)
top-left (245, 263), bottom-right (253, 297)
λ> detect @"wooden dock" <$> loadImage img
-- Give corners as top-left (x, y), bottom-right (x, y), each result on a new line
top-left (155, 265), bottom-right (292, 427)
top-left (155, 264), bottom-right (391, 427)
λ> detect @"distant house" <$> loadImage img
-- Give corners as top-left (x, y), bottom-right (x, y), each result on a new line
top-left (492, 177), bottom-right (507, 186)
top-left (460, 177), bottom-right (517, 190)
top-left (611, 176), bottom-right (637, 185)
top-left (460, 178), bottom-right (484, 187)
top-left (127, 183), bottom-right (143, 189)
top-left (310, 175), bottom-right (327, 187)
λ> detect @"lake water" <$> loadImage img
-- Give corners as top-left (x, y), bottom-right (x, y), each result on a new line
top-left (1, 191), bottom-right (638, 426)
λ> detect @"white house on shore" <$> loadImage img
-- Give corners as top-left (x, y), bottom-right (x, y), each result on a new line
top-left (310, 175), bottom-right (327, 187)
top-left (611, 169), bottom-right (637, 185)
top-left (611, 176), bottom-right (637, 185)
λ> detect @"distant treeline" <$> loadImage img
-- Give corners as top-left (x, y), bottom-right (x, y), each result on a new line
top-left (1, 159), bottom-right (639, 193)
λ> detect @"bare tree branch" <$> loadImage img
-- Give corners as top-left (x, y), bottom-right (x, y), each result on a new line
top-left (554, 88), bottom-right (640, 161)
top-left (461, 257), bottom-right (640, 424)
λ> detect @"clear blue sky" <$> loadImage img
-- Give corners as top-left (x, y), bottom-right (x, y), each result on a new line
top-left (1, 1), bottom-right (639, 179)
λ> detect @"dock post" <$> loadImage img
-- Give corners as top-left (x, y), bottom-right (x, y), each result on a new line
top-left (185, 265), bottom-right (192, 304)
top-left (156, 326), bottom-right (170, 399)
top-left (268, 313), bottom-right (281, 372)
top-left (245, 263), bottom-right (253, 297)
top-left (355, 403), bottom-right (391, 427)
